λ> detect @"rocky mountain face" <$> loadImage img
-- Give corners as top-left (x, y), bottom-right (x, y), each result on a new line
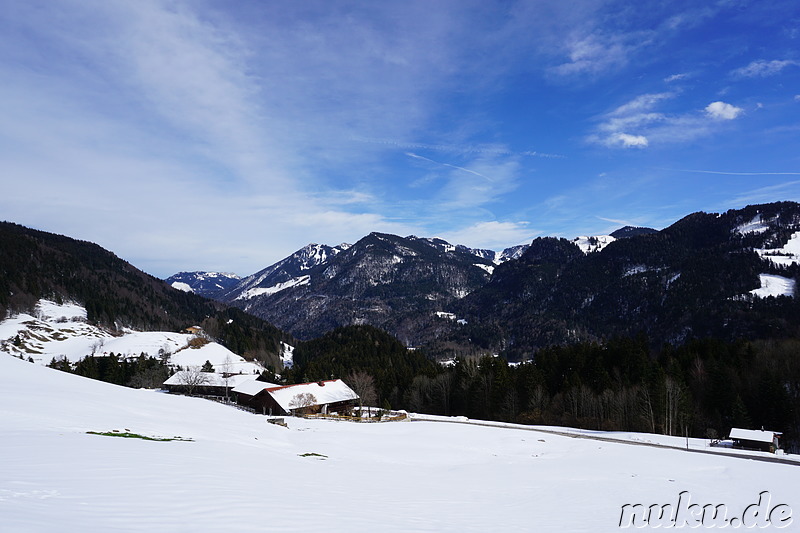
top-left (219, 233), bottom-right (523, 346)
top-left (161, 201), bottom-right (800, 359)
top-left (219, 243), bottom-right (349, 303)
top-left (454, 202), bottom-right (800, 358)
top-left (165, 271), bottom-right (241, 298)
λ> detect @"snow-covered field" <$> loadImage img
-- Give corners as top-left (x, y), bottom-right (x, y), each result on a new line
top-left (2, 355), bottom-right (799, 532)
top-left (751, 274), bottom-right (796, 298)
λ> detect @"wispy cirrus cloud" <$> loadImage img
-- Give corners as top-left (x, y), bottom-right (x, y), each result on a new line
top-left (589, 92), bottom-right (745, 149)
top-left (352, 137), bottom-right (564, 159)
top-left (732, 59), bottom-right (800, 77)
top-left (438, 221), bottom-right (539, 251)
top-left (405, 152), bottom-right (521, 211)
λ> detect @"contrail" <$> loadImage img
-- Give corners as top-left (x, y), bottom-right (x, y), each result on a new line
top-left (406, 152), bottom-right (493, 181)
top-left (352, 136), bottom-right (564, 159)
top-left (660, 168), bottom-right (800, 176)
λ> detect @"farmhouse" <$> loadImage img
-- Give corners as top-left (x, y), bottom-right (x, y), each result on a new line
top-left (234, 379), bottom-right (359, 416)
top-left (728, 427), bottom-right (782, 453)
top-left (163, 371), bottom-right (254, 397)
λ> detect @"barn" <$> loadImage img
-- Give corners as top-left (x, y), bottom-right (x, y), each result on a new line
top-left (234, 379), bottom-right (359, 416)
top-left (163, 371), bottom-right (254, 397)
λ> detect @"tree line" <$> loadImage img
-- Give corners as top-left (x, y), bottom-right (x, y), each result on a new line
top-left (288, 326), bottom-right (800, 452)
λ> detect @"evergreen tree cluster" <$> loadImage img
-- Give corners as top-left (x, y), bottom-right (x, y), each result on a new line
top-left (49, 353), bottom-right (169, 389)
top-left (285, 325), bottom-right (438, 408)
top-left (287, 326), bottom-right (799, 452)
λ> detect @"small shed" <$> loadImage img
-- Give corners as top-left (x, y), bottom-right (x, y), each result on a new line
top-left (729, 428), bottom-right (782, 453)
top-left (184, 326), bottom-right (203, 335)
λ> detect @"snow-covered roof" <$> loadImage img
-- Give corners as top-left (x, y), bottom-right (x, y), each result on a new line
top-left (266, 379), bottom-right (359, 411)
top-left (164, 372), bottom-right (256, 388)
top-left (231, 379), bottom-right (281, 396)
top-left (729, 428), bottom-right (780, 444)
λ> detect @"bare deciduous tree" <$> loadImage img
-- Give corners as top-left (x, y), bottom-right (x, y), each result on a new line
top-left (177, 366), bottom-right (210, 396)
top-left (221, 354), bottom-right (234, 402)
top-left (288, 392), bottom-right (318, 414)
top-left (346, 371), bottom-right (377, 416)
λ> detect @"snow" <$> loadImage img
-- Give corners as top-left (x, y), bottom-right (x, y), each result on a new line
top-left (757, 231), bottom-right (800, 266)
top-left (624, 265), bottom-right (649, 276)
top-left (235, 275), bottom-right (311, 300)
top-left (35, 299), bottom-right (87, 322)
top-left (1, 355), bottom-right (799, 532)
top-left (231, 379), bottom-right (281, 396)
top-left (266, 379), bottom-right (359, 412)
top-left (729, 428), bottom-right (780, 444)
top-left (750, 274), bottom-right (796, 298)
top-left (572, 235), bottom-right (615, 254)
top-left (0, 300), bottom-right (264, 374)
top-left (280, 341), bottom-right (294, 369)
top-left (171, 281), bottom-right (193, 292)
top-left (474, 263), bottom-right (494, 275)
top-left (735, 215), bottom-right (770, 235)
top-left (164, 372), bottom-right (259, 388)
top-left (169, 342), bottom-right (263, 374)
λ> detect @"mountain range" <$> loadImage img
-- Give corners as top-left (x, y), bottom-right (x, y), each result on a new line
top-left (168, 202), bottom-right (800, 358)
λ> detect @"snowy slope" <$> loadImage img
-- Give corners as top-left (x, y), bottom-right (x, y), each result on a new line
top-left (758, 231), bottom-right (800, 266)
top-left (2, 354), bottom-right (799, 532)
top-left (571, 234), bottom-right (616, 254)
top-left (0, 300), bottom-right (263, 373)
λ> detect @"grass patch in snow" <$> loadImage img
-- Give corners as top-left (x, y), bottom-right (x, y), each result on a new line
top-left (87, 430), bottom-right (193, 442)
top-left (298, 452), bottom-right (328, 459)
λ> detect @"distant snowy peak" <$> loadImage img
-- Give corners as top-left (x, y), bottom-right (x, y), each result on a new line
top-left (295, 243), bottom-right (349, 271)
top-left (571, 235), bottom-right (616, 254)
top-left (165, 271), bottom-right (241, 298)
top-left (417, 236), bottom-right (530, 265)
top-left (224, 243), bottom-right (349, 302)
top-left (236, 275), bottom-right (311, 301)
top-left (494, 244), bottom-right (530, 264)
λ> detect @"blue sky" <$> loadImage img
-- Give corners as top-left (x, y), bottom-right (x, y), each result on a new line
top-left (1, 0), bottom-right (799, 278)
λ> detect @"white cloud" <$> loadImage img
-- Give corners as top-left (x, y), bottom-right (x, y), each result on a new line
top-left (0, 0), bottom-right (496, 276)
top-left (705, 101), bottom-right (743, 120)
top-left (610, 133), bottom-right (649, 148)
top-left (732, 59), bottom-right (800, 77)
top-left (405, 152), bottom-right (522, 211)
top-left (438, 221), bottom-right (537, 251)
top-left (590, 94), bottom-right (746, 148)
top-left (664, 73), bottom-right (689, 83)
top-left (552, 32), bottom-right (640, 76)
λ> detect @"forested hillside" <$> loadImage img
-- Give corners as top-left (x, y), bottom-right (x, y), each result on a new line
top-left (454, 202), bottom-right (800, 358)
top-left (0, 222), bottom-right (292, 365)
